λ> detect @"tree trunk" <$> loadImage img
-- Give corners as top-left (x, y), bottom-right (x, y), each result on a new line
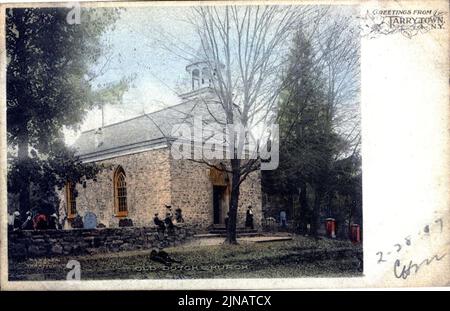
top-left (226, 158), bottom-right (241, 244)
top-left (311, 187), bottom-right (323, 237)
top-left (17, 127), bottom-right (31, 219)
top-left (298, 182), bottom-right (308, 234)
top-left (291, 194), bottom-right (295, 232)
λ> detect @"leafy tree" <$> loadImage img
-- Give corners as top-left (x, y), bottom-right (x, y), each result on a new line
top-left (7, 7), bottom-right (129, 217)
top-left (8, 140), bottom-right (103, 216)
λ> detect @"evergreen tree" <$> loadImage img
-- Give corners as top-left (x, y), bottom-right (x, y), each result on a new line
top-left (263, 27), bottom-right (361, 237)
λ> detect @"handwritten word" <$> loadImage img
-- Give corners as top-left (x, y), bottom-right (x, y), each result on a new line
top-left (394, 253), bottom-right (447, 279)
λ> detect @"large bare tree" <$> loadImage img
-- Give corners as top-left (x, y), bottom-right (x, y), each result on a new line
top-left (139, 5), bottom-right (350, 243)
top-left (184, 6), bottom-right (326, 243)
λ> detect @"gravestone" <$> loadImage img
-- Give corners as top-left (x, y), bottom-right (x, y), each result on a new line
top-left (83, 212), bottom-right (97, 229)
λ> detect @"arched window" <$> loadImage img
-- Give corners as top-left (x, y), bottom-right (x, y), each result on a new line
top-left (65, 181), bottom-right (77, 219)
top-left (114, 166), bottom-right (128, 217)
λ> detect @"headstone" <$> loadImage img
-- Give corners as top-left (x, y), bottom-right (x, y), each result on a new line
top-left (83, 212), bottom-right (97, 229)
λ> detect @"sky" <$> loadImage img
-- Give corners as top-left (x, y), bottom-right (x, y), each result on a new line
top-left (63, 5), bottom-right (360, 146)
top-left (64, 6), bottom-right (201, 145)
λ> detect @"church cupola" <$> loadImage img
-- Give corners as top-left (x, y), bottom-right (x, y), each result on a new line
top-left (179, 43), bottom-right (224, 101)
top-left (186, 61), bottom-right (214, 91)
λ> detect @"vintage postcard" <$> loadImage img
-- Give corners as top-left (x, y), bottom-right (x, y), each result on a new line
top-left (0, 0), bottom-right (448, 290)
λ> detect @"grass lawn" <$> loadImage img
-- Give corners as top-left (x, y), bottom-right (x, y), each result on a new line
top-left (9, 235), bottom-right (363, 280)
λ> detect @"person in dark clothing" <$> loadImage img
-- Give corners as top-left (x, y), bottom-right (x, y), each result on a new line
top-left (158, 250), bottom-right (181, 263)
top-left (164, 213), bottom-right (175, 233)
top-left (13, 211), bottom-right (21, 231)
top-left (165, 204), bottom-right (173, 220)
top-left (245, 206), bottom-right (254, 230)
top-left (150, 249), bottom-right (168, 265)
top-left (48, 213), bottom-right (59, 230)
top-left (21, 211), bottom-right (34, 230)
top-left (153, 213), bottom-right (165, 233)
top-left (149, 249), bottom-right (181, 266)
top-left (280, 210), bottom-right (287, 229)
top-left (33, 214), bottom-right (48, 230)
top-left (175, 208), bottom-right (184, 223)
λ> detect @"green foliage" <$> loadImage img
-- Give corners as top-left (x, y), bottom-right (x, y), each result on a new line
top-left (7, 7), bottom-right (129, 150)
top-left (263, 28), bottom-right (361, 236)
top-left (264, 30), bottom-right (334, 193)
top-left (6, 7), bottom-right (128, 214)
top-left (8, 139), bottom-right (104, 214)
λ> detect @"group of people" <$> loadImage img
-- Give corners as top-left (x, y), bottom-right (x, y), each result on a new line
top-left (8, 210), bottom-right (60, 231)
top-left (153, 204), bottom-right (184, 234)
top-left (11, 204), bottom-right (261, 232)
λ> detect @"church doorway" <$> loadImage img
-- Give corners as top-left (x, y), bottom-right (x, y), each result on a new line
top-left (213, 186), bottom-right (228, 225)
top-left (209, 167), bottom-right (230, 226)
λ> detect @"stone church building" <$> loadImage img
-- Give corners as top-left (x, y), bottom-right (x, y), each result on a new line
top-left (58, 60), bottom-right (262, 232)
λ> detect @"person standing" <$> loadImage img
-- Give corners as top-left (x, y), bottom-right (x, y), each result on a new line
top-left (245, 206), bottom-right (254, 230)
top-left (175, 208), bottom-right (184, 223)
top-left (280, 210), bottom-right (287, 229)
top-left (165, 204), bottom-right (173, 220)
top-left (11, 211), bottom-right (21, 231)
top-left (164, 212), bottom-right (175, 234)
top-left (153, 213), bottom-right (165, 233)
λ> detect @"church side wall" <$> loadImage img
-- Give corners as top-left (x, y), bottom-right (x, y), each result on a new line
top-left (58, 148), bottom-right (172, 228)
top-left (170, 158), bottom-right (262, 231)
top-left (170, 159), bottom-right (213, 230)
top-left (238, 170), bottom-right (263, 229)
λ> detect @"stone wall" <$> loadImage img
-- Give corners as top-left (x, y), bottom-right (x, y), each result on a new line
top-left (8, 226), bottom-right (193, 259)
top-left (58, 148), bottom-right (172, 228)
top-left (57, 146), bottom-right (263, 231)
top-left (170, 157), bottom-right (262, 230)
top-left (237, 170), bottom-right (263, 229)
top-left (170, 159), bottom-right (213, 230)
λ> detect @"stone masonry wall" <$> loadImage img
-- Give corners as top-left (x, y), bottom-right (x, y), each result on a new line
top-left (8, 226), bottom-right (193, 259)
top-left (58, 148), bottom-right (172, 228)
top-left (57, 146), bottom-right (263, 231)
top-left (170, 157), bottom-right (262, 231)
top-left (238, 170), bottom-right (263, 229)
top-left (170, 159), bottom-right (212, 230)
